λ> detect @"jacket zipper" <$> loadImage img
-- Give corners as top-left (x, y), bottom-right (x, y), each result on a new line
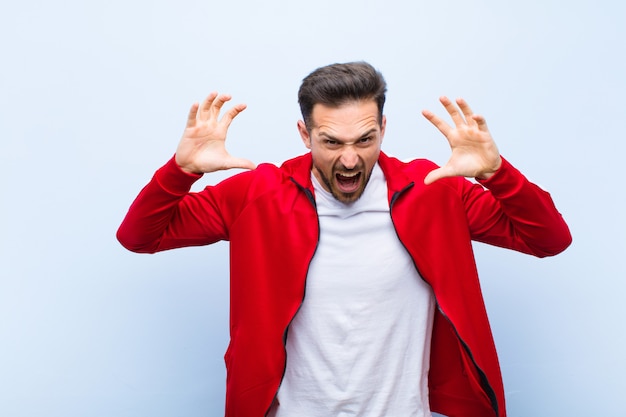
top-left (264, 180), bottom-right (320, 416)
top-left (435, 306), bottom-right (500, 416)
top-left (389, 183), bottom-right (500, 417)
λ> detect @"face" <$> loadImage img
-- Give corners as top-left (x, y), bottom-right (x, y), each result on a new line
top-left (298, 100), bottom-right (386, 204)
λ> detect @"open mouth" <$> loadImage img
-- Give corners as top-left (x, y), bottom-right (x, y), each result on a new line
top-left (335, 172), bottom-right (361, 193)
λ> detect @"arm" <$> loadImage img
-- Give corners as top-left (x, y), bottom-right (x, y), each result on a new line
top-left (461, 158), bottom-right (571, 257)
top-left (117, 93), bottom-right (255, 253)
top-left (116, 157), bottom-right (228, 253)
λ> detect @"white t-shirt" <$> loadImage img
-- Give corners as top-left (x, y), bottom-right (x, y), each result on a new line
top-left (271, 163), bottom-right (435, 417)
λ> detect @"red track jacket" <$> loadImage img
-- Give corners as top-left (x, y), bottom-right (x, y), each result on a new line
top-left (117, 152), bottom-right (571, 417)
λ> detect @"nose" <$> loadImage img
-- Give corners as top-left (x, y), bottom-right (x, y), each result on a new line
top-left (340, 146), bottom-right (359, 169)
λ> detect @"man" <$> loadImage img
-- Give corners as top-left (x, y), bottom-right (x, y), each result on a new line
top-left (117, 62), bottom-right (571, 417)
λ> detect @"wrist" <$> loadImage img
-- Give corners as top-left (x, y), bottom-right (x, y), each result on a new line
top-left (171, 155), bottom-right (204, 178)
top-left (174, 154), bottom-right (203, 175)
top-left (475, 156), bottom-right (502, 180)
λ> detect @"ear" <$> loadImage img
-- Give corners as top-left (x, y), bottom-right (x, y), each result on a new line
top-left (297, 120), bottom-right (312, 149)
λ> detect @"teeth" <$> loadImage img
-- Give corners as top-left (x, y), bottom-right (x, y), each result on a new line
top-left (338, 172), bottom-right (358, 178)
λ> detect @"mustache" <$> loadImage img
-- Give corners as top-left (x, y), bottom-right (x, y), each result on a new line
top-left (333, 162), bottom-right (364, 172)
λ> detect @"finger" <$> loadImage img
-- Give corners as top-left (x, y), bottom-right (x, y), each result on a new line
top-left (471, 114), bottom-right (489, 132)
top-left (440, 96), bottom-right (466, 127)
top-left (220, 103), bottom-right (247, 128)
top-left (199, 92), bottom-right (218, 120)
top-left (422, 109), bottom-right (451, 137)
top-left (210, 93), bottom-right (232, 120)
top-left (455, 98), bottom-right (477, 127)
top-left (186, 102), bottom-right (200, 128)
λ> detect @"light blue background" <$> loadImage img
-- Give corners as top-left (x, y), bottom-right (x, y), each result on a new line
top-left (1, 1), bottom-right (624, 416)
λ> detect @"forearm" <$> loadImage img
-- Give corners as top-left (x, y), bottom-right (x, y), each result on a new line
top-left (468, 157), bottom-right (572, 257)
top-left (117, 156), bottom-right (207, 253)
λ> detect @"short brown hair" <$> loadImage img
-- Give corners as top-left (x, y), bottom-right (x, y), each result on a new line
top-left (298, 61), bottom-right (387, 129)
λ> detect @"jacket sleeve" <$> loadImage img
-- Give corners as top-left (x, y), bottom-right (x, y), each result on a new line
top-left (461, 157), bottom-right (572, 257)
top-left (116, 156), bottom-right (232, 253)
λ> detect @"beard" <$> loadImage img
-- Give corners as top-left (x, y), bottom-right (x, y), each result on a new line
top-left (313, 161), bottom-right (374, 204)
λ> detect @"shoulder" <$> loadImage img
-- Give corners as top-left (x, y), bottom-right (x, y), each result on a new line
top-left (208, 153), bottom-right (311, 199)
top-left (378, 152), bottom-right (474, 200)
top-left (378, 152), bottom-right (438, 176)
top-left (251, 153), bottom-right (312, 187)
top-left (378, 152), bottom-right (442, 190)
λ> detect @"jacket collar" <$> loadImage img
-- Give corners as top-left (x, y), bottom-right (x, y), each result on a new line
top-left (376, 152), bottom-right (414, 199)
top-left (281, 152), bottom-right (314, 190)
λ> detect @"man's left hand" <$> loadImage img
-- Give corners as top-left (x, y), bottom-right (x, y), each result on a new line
top-left (421, 96), bottom-right (502, 185)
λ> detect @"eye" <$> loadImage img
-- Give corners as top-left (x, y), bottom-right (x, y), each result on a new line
top-left (357, 137), bottom-right (373, 146)
top-left (324, 139), bottom-right (340, 148)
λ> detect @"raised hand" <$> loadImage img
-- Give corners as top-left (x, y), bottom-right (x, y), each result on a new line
top-left (421, 96), bottom-right (502, 185)
top-left (175, 92), bottom-right (256, 174)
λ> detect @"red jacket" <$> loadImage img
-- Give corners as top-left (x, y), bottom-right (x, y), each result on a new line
top-left (117, 152), bottom-right (571, 417)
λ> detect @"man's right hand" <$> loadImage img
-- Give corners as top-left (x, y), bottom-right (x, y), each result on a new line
top-left (175, 92), bottom-right (256, 174)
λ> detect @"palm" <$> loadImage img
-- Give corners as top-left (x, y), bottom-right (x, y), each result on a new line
top-left (175, 92), bottom-right (255, 174)
top-left (422, 97), bottom-right (501, 185)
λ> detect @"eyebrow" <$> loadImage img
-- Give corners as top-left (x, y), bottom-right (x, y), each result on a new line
top-left (317, 128), bottom-right (378, 143)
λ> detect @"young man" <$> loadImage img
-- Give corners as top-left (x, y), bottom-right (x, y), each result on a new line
top-left (117, 62), bottom-right (571, 417)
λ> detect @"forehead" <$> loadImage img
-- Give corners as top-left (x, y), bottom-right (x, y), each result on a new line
top-left (309, 100), bottom-right (380, 136)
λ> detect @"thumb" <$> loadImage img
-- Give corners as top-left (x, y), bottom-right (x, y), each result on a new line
top-left (424, 166), bottom-right (451, 185)
top-left (225, 157), bottom-right (257, 171)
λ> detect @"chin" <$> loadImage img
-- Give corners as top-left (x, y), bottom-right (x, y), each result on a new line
top-left (332, 188), bottom-right (365, 204)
